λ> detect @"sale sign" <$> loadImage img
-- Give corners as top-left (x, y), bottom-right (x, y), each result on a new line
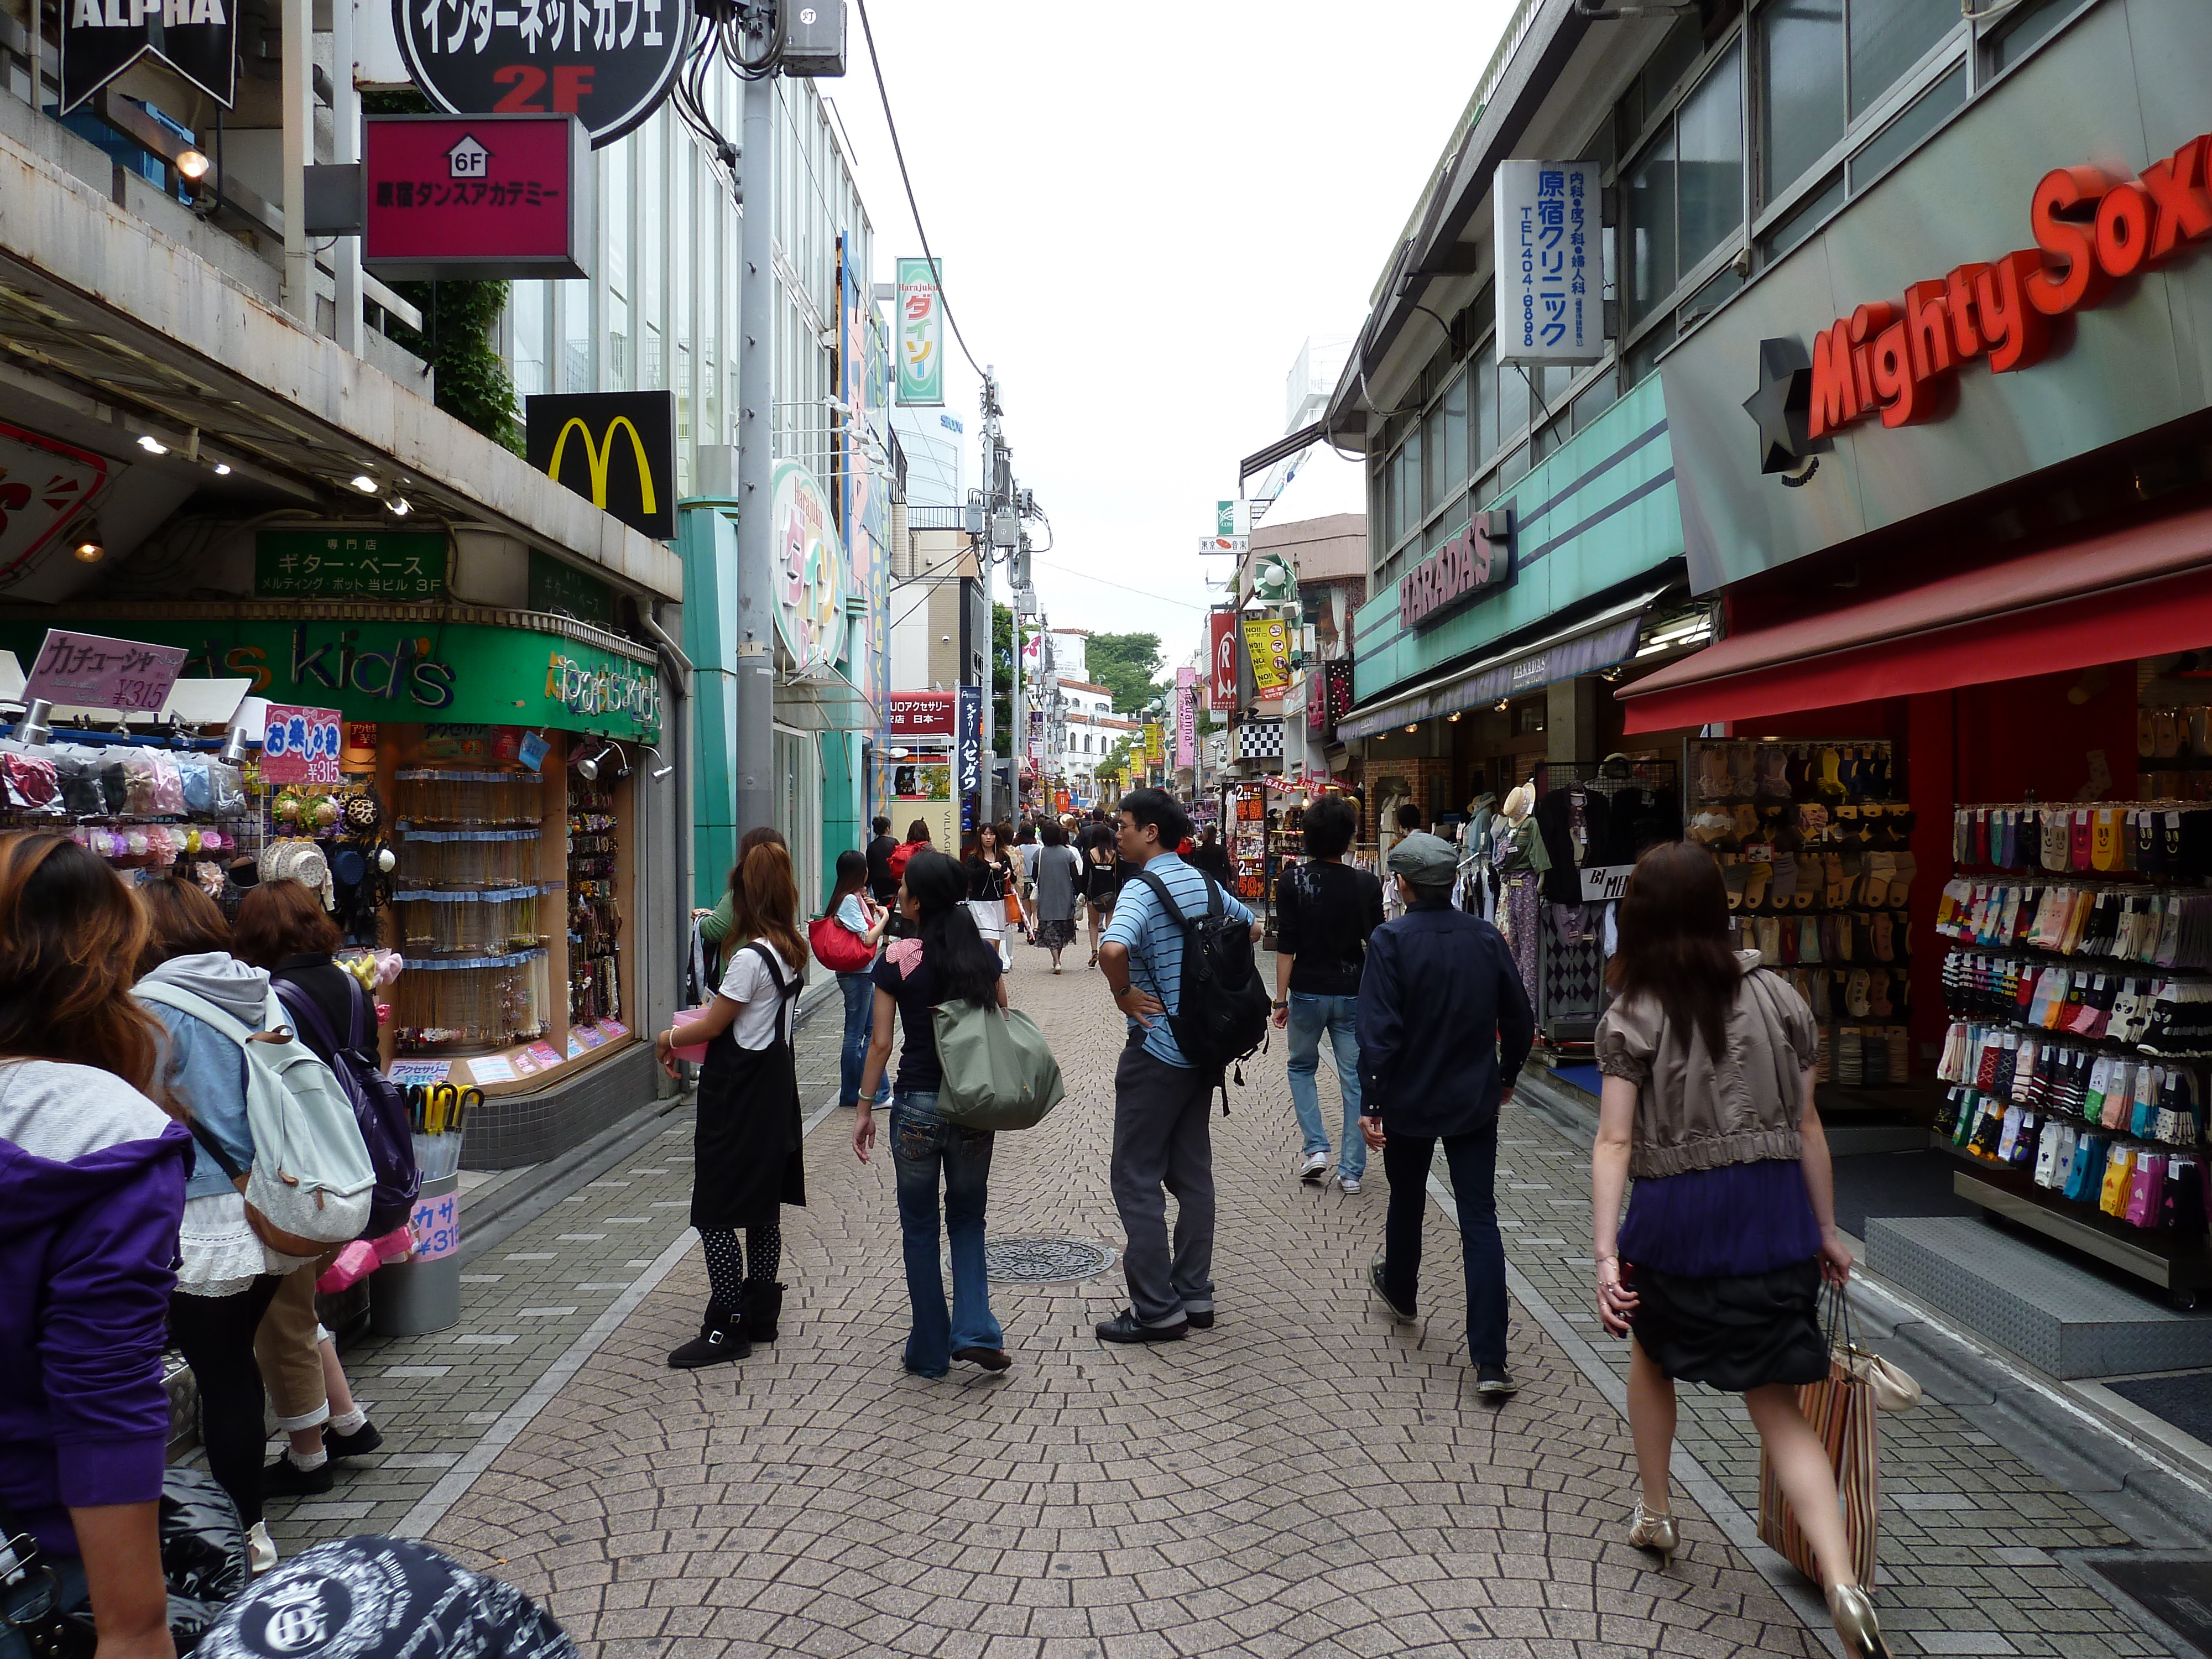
top-left (24, 629), bottom-right (186, 713)
top-left (363, 114), bottom-right (591, 281)
top-left (262, 705), bottom-right (343, 784)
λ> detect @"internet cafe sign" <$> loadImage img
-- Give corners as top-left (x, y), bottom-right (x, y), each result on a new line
top-left (1399, 510), bottom-right (1514, 630)
top-left (1806, 129), bottom-right (2212, 439)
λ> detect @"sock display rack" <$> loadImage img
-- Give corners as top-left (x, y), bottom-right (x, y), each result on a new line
top-left (1932, 801), bottom-right (2212, 1305)
top-left (1686, 737), bottom-right (1915, 1088)
top-left (389, 769), bottom-right (553, 1053)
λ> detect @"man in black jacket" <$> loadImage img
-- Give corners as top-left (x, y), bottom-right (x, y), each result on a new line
top-left (1357, 831), bottom-right (1535, 1397)
top-left (865, 816), bottom-right (899, 904)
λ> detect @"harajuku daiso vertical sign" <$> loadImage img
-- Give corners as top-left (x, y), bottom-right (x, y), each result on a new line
top-left (1809, 131), bottom-right (2212, 437)
top-left (896, 258), bottom-right (944, 406)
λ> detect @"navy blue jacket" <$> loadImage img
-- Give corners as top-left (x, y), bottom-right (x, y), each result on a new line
top-left (1355, 899), bottom-right (1535, 1137)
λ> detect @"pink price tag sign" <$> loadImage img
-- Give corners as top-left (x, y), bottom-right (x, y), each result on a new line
top-left (24, 629), bottom-right (186, 713)
top-left (409, 1189), bottom-right (461, 1262)
top-left (262, 705), bottom-right (343, 784)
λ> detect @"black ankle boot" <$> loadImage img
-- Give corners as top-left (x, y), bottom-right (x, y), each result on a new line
top-left (740, 1281), bottom-right (784, 1343)
top-left (667, 1306), bottom-right (749, 1369)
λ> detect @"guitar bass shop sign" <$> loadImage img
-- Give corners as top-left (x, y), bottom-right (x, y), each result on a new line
top-left (395, 0), bottom-right (685, 149)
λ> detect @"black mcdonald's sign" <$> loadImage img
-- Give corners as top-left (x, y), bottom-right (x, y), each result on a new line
top-left (525, 391), bottom-right (675, 540)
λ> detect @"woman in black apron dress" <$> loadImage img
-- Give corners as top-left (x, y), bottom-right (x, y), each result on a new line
top-left (655, 840), bottom-right (809, 1368)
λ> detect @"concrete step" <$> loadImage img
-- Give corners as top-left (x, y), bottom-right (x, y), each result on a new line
top-left (1867, 1213), bottom-right (2212, 1379)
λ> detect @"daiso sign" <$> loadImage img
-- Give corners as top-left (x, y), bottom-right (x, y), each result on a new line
top-left (1809, 130), bottom-right (2212, 438)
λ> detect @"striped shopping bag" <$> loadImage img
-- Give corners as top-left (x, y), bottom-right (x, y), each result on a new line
top-left (1757, 1288), bottom-right (1882, 1589)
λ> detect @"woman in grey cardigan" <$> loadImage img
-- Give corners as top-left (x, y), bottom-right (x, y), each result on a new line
top-left (1027, 820), bottom-right (1085, 973)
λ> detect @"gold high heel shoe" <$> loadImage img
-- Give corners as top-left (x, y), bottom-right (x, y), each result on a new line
top-left (1826, 1584), bottom-right (1896, 1658)
top-left (1626, 1499), bottom-right (1678, 1562)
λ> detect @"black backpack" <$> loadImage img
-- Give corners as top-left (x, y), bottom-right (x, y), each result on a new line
top-left (1130, 866), bottom-right (1271, 1107)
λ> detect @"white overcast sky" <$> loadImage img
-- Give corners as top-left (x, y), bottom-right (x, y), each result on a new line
top-left (825, 0), bottom-right (1518, 665)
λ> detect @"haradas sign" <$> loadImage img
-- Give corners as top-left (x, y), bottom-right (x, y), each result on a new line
top-left (1399, 509), bottom-right (1514, 629)
top-left (1809, 130), bottom-right (2212, 439)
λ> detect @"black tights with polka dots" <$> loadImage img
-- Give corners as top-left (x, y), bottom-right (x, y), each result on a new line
top-left (699, 1223), bottom-right (781, 1312)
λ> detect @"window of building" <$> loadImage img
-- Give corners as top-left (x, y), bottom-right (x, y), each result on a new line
top-left (510, 283), bottom-right (549, 400)
top-left (1759, 0), bottom-right (1959, 209)
top-left (1847, 61), bottom-right (1966, 192)
top-left (1980, 0), bottom-right (2089, 76)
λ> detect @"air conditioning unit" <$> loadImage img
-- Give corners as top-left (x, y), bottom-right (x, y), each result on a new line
top-left (781, 0), bottom-right (845, 76)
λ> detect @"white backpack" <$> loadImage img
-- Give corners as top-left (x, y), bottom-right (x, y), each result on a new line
top-left (138, 981), bottom-right (375, 1255)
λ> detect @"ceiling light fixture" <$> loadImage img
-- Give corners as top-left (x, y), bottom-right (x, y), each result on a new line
top-left (351, 474), bottom-right (379, 493)
top-left (386, 497), bottom-right (411, 516)
top-left (175, 148), bottom-right (210, 181)
top-left (137, 434), bottom-right (166, 455)
top-left (1404, 723), bottom-right (1418, 734)
top-left (71, 522), bottom-right (106, 562)
top-left (211, 462), bottom-right (232, 476)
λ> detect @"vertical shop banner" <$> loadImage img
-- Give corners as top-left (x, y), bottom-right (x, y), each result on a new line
top-left (956, 684), bottom-right (982, 829)
top-left (1209, 612), bottom-right (1238, 707)
top-left (1144, 722), bottom-right (1165, 768)
top-left (1494, 159), bottom-right (1602, 365)
top-left (1243, 618), bottom-right (1292, 697)
top-left (896, 258), bottom-right (944, 406)
top-left (261, 705), bottom-right (343, 784)
top-left (1176, 667), bottom-right (1197, 768)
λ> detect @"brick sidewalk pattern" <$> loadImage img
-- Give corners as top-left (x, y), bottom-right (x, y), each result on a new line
top-left (260, 948), bottom-right (2167, 1657)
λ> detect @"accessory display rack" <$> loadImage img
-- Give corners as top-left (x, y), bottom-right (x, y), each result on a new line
top-left (1933, 801), bottom-right (2212, 1307)
top-left (1686, 738), bottom-right (1914, 1089)
top-left (567, 768), bottom-right (621, 1027)
top-left (0, 735), bottom-right (259, 901)
top-left (390, 768), bottom-right (551, 1053)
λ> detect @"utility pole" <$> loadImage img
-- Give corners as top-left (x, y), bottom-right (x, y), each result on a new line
top-left (733, 61), bottom-right (777, 840)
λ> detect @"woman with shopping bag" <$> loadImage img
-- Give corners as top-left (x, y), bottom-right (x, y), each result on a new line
top-left (1590, 841), bottom-right (1896, 1659)
top-left (965, 822), bottom-right (1017, 971)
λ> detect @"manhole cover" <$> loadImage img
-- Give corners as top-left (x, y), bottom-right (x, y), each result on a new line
top-left (2068, 1552), bottom-right (2212, 1657)
top-left (978, 1235), bottom-right (1116, 1284)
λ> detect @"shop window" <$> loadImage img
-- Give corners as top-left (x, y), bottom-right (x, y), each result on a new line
top-left (1848, 0), bottom-right (1953, 118)
top-left (1759, 0), bottom-right (1846, 207)
top-left (1677, 44), bottom-right (1745, 279)
top-left (1847, 61), bottom-right (1965, 192)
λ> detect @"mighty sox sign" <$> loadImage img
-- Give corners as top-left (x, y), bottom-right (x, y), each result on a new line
top-left (1808, 130), bottom-right (2212, 439)
top-left (1398, 510), bottom-right (1514, 630)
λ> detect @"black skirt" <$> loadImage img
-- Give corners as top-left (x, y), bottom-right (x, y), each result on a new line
top-left (1629, 1257), bottom-right (1830, 1392)
top-left (690, 1022), bottom-right (806, 1232)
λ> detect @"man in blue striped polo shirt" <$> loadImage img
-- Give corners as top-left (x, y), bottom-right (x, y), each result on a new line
top-left (1096, 787), bottom-right (1258, 1343)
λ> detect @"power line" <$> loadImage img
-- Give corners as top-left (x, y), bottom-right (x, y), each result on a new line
top-left (1032, 557), bottom-right (1206, 611)
top-left (853, 0), bottom-right (985, 380)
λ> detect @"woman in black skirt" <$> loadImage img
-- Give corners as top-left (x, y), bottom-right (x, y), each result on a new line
top-left (1592, 841), bottom-right (1892, 1659)
top-left (655, 839), bottom-right (808, 1368)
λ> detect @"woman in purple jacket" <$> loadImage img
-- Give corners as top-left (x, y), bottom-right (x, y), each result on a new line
top-left (0, 832), bottom-right (189, 1659)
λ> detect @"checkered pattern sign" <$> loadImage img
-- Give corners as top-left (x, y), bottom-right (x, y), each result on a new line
top-left (1234, 721), bottom-right (1284, 760)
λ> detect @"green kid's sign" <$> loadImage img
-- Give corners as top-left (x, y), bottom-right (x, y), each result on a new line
top-left (0, 618), bottom-right (661, 738)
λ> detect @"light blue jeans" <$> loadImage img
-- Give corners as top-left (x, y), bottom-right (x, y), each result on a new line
top-left (890, 1091), bottom-right (1002, 1376)
top-left (839, 972), bottom-right (888, 1108)
top-left (1287, 991), bottom-right (1364, 1180)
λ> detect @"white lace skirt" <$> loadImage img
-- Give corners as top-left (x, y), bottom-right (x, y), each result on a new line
top-left (175, 1191), bottom-right (314, 1296)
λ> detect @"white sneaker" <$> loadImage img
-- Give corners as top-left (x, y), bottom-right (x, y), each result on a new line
top-left (247, 1520), bottom-right (278, 1575)
top-left (1298, 1152), bottom-right (1329, 1183)
top-left (1337, 1173), bottom-right (1363, 1194)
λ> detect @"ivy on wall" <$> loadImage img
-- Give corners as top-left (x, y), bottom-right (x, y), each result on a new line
top-left (361, 89), bottom-right (524, 456)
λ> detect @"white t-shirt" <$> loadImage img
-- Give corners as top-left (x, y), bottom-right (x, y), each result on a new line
top-left (715, 940), bottom-right (800, 1051)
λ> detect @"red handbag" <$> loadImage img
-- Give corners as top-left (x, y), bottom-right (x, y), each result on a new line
top-left (810, 913), bottom-right (875, 973)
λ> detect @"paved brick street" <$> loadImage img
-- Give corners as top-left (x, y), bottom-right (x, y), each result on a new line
top-left (257, 945), bottom-right (2190, 1657)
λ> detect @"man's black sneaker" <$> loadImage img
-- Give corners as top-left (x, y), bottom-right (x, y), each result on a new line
top-left (1474, 1365), bottom-right (1520, 1399)
top-left (1094, 1309), bottom-right (1187, 1344)
top-left (261, 1455), bottom-right (333, 1498)
top-left (1368, 1255), bottom-right (1416, 1323)
top-left (1183, 1309), bottom-right (1215, 1331)
top-left (324, 1420), bottom-right (384, 1463)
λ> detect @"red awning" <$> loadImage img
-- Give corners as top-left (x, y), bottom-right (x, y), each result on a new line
top-left (1619, 503), bottom-right (2212, 733)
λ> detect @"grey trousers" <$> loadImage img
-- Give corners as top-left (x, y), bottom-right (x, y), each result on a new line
top-left (1110, 1034), bottom-right (1217, 1324)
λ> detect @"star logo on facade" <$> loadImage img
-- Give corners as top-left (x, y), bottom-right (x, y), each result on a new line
top-left (1743, 337), bottom-right (1823, 484)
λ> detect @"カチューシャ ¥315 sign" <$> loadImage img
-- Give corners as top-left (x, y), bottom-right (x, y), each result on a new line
top-left (1809, 131), bottom-right (2212, 439)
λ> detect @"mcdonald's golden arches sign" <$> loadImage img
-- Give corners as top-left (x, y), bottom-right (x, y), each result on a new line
top-left (525, 391), bottom-right (675, 540)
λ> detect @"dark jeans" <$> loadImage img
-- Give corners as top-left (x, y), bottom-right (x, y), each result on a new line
top-left (1109, 1036), bottom-right (1216, 1326)
top-left (839, 972), bottom-right (888, 1108)
top-left (1381, 1118), bottom-right (1508, 1365)
top-left (0, 1553), bottom-right (87, 1659)
top-left (891, 1091), bottom-right (1001, 1376)
top-left (169, 1273), bottom-right (284, 1527)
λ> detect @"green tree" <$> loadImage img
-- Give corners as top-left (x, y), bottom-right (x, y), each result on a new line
top-left (362, 89), bottom-right (524, 455)
top-left (1086, 632), bottom-right (1166, 714)
top-left (1097, 732), bottom-right (1136, 791)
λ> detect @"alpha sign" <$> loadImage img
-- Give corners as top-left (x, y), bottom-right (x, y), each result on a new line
top-left (1807, 131), bottom-right (2212, 439)
top-left (394, 0), bottom-right (684, 148)
top-left (363, 115), bottom-right (591, 280)
top-left (61, 0), bottom-right (236, 114)
top-left (526, 390), bottom-right (674, 539)
top-left (1399, 510), bottom-right (1513, 629)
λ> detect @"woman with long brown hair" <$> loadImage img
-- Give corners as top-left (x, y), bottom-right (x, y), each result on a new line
top-left (655, 838), bottom-right (810, 1368)
top-left (0, 832), bottom-right (189, 1658)
top-left (1592, 841), bottom-right (1892, 1658)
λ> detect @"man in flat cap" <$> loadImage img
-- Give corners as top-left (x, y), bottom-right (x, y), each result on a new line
top-left (1356, 831), bottom-right (1535, 1397)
